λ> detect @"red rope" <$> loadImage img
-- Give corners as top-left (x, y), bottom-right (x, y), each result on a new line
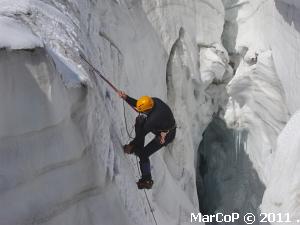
top-left (80, 53), bottom-right (138, 113)
top-left (80, 52), bottom-right (119, 92)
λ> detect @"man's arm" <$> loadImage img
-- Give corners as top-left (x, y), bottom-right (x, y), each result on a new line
top-left (117, 91), bottom-right (137, 108)
top-left (125, 96), bottom-right (137, 108)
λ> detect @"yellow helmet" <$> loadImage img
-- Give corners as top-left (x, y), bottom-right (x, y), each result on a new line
top-left (136, 96), bottom-right (154, 112)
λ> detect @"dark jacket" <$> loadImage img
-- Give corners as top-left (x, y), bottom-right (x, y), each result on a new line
top-left (125, 96), bottom-right (176, 136)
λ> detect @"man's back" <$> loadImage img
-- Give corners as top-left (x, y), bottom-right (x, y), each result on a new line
top-left (144, 98), bottom-right (176, 135)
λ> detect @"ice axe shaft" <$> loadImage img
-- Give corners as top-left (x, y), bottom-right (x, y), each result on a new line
top-left (79, 52), bottom-right (119, 93)
top-left (79, 52), bottom-right (138, 113)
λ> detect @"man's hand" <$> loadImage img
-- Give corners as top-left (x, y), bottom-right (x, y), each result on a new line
top-left (118, 90), bottom-right (127, 99)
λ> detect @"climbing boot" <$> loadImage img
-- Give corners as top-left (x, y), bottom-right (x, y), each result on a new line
top-left (136, 178), bottom-right (154, 189)
top-left (123, 144), bottom-right (135, 154)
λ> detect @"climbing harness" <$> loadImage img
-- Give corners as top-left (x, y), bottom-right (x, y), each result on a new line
top-left (157, 124), bottom-right (177, 133)
top-left (158, 124), bottom-right (177, 144)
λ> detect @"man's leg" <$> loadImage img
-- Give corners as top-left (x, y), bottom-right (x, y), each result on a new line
top-left (134, 137), bottom-right (162, 189)
top-left (136, 130), bottom-right (176, 189)
top-left (137, 129), bottom-right (176, 179)
top-left (137, 136), bottom-right (163, 180)
top-left (124, 115), bottom-right (146, 154)
top-left (132, 115), bottom-right (147, 149)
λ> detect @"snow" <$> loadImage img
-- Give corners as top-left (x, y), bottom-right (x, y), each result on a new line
top-left (48, 49), bottom-right (90, 88)
top-left (199, 44), bottom-right (229, 86)
top-left (0, 0), bottom-right (30, 15)
top-left (0, 17), bottom-right (42, 49)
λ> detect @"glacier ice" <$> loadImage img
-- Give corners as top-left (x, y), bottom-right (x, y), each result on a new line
top-left (1, 0), bottom-right (300, 225)
top-left (219, 0), bottom-right (300, 224)
top-left (261, 110), bottom-right (300, 222)
top-left (0, 0), bottom-right (227, 224)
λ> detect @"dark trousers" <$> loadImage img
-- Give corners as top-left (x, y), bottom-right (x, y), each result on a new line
top-left (131, 116), bottom-right (176, 179)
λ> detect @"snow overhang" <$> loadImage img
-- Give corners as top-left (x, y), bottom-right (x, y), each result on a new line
top-left (47, 49), bottom-right (91, 88)
top-left (0, 17), bottom-right (43, 50)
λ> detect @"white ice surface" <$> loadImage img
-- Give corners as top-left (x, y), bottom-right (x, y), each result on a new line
top-left (261, 110), bottom-right (300, 223)
top-left (48, 49), bottom-right (90, 88)
top-left (222, 1), bottom-right (300, 224)
top-left (0, 0), bottom-right (228, 225)
top-left (225, 50), bottom-right (289, 183)
top-left (0, 17), bottom-right (42, 49)
top-left (3, 0), bottom-right (300, 224)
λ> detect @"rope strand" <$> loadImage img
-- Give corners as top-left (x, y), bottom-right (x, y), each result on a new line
top-left (135, 154), bottom-right (158, 225)
top-left (80, 52), bottom-right (139, 113)
top-left (80, 52), bottom-right (119, 92)
top-left (81, 52), bottom-right (158, 225)
top-left (123, 101), bottom-right (158, 225)
top-left (123, 100), bottom-right (135, 140)
top-left (144, 189), bottom-right (158, 225)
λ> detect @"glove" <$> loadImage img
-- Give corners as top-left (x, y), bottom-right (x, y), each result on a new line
top-left (117, 90), bottom-right (127, 99)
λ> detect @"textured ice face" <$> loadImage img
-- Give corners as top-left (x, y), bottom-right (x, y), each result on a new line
top-left (0, 0), bottom-right (226, 225)
top-left (221, 0), bottom-right (300, 223)
top-left (261, 110), bottom-right (300, 220)
top-left (2, 0), bottom-right (300, 224)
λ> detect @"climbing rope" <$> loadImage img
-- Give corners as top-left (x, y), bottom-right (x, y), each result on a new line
top-left (80, 52), bottom-right (158, 225)
top-left (123, 101), bottom-right (158, 225)
top-left (123, 100), bottom-right (135, 140)
top-left (135, 155), bottom-right (158, 225)
top-left (80, 52), bottom-right (119, 92)
top-left (144, 189), bottom-right (158, 225)
top-left (79, 52), bottom-right (138, 113)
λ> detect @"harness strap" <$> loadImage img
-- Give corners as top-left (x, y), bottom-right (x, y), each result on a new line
top-left (158, 123), bottom-right (176, 145)
top-left (157, 123), bottom-right (177, 133)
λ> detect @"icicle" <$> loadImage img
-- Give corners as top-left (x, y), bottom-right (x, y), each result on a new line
top-left (232, 99), bottom-right (242, 162)
top-left (232, 99), bottom-right (237, 123)
top-left (243, 133), bottom-right (247, 152)
top-left (235, 129), bottom-right (238, 161)
top-left (238, 129), bottom-right (241, 151)
top-left (235, 126), bottom-right (242, 162)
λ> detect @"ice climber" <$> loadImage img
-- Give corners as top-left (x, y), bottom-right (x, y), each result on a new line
top-left (118, 91), bottom-right (176, 189)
